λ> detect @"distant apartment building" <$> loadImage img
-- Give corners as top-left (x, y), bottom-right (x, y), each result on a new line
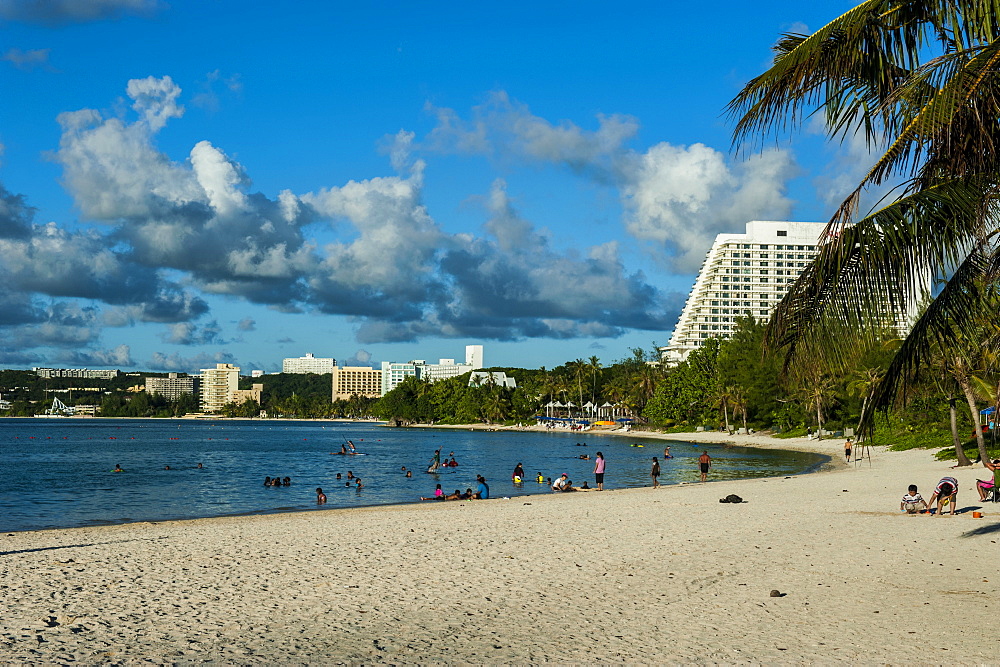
top-left (145, 373), bottom-right (197, 401)
top-left (662, 221), bottom-right (825, 365)
top-left (282, 353), bottom-right (335, 375)
top-left (231, 383), bottom-right (263, 406)
top-left (33, 367), bottom-right (121, 380)
top-left (200, 363), bottom-right (241, 414)
top-left (380, 345), bottom-right (485, 395)
top-left (331, 366), bottom-right (383, 400)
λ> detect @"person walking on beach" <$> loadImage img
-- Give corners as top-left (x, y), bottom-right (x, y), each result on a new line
top-left (844, 438), bottom-right (853, 463)
top-left (651, 457), bottom-right (660, 488)
top-left (593, 451), bottom-right (605, 491)
top-left (698, 451), bottom-right (712, 482)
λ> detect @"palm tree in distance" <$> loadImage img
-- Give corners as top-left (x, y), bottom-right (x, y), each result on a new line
top-left (728, 1), bottom-right (1000, 431)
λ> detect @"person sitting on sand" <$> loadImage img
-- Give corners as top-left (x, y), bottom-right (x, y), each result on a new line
top-left (580, 481), bottom-right (590, 489)
top-left (474, 475), bottom-right (489, 499)
top-left (977, 459), bottom-right (1000, 501)
top-left (900, 484), bottom-right (927, 514)
top-left (927, 477), bottom-right (958, 516)
top-left (552, 474), bottom-right (570, 492)
top-left (462, 488), bottom-right (474, 499)
top-left (445, 489), bottom-right (462, 500)
top-left (316, 487), bottom-right (326, 504)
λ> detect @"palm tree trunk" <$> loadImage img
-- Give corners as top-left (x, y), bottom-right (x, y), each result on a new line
top-left (815, 400), bottom-right (823, 440)
top-left (948, 394), bottom-right (972, 466)
top-left (723, 403), bottom-right (730, 434)
top-left (958, 372), bottom-right (989, 462)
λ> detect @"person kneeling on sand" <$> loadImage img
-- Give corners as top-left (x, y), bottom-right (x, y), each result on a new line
top-left (900, 484), bottom-right (927, 514)
top-left (552, 474), bottom-right (571, 492)
top-left (927, 477), bottom-right (958, 516)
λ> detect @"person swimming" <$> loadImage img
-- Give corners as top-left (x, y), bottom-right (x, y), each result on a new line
top-left (113, 464), bottom-right (124, 473)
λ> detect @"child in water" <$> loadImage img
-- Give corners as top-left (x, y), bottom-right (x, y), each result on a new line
top-left (316, 488), bottom-right (327, 504)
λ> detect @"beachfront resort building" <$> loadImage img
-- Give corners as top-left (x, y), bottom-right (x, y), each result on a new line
top-left (380, 345), bottom-right (485, 395)
top-left (199, 363), bottom-right (241, 414)
top-left (282, 353), bottom-right (335, 375)
top-left (331, 366), bottom-right (383, 400)
top-left (145, 373), bottom-right (198, 401)
top-left (662, 221), bottom-right (825, 365)
top-left (231, 383), bottom-right (263, 406)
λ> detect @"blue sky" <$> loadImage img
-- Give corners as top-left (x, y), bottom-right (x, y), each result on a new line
top-left (0, 0), bottom-right (863, 373)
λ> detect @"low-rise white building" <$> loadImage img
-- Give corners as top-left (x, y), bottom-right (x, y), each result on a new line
top-left (380, 345), bottom-right (485, 395)
top-left (282, 353), bottom-right (335, 375)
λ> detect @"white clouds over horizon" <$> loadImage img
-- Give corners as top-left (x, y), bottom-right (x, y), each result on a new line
top-left (411, 93), bottom-right (798, 272)
top-left (0, 77), bottom-right (686, 369)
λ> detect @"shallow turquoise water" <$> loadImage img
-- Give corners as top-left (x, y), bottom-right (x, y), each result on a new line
top-left (0, 419), bottom-right (827, 532)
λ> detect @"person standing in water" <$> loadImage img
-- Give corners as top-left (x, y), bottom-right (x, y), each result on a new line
top-left (428, 449), bottom-right (441, 473)
top-left (512, 462), bottom-right (525, 482)
top-left (593, 452), bottom-right (605, 491)
top-left (698, 450), bottom-right (712, 482)
top-left (651, 457), bottom-right (660, 488)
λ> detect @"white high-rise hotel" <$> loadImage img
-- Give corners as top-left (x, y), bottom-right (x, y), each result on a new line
top-left (662, 221), bottom-right (824, 365)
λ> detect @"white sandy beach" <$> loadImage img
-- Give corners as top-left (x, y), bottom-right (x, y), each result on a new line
top-left (2, 431), bottom-right (997, 664)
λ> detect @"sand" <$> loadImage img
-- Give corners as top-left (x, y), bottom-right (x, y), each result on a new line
top-left (2, 431), bottom-right (997, 664)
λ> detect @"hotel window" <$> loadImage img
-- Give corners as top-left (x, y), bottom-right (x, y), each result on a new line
top-left (711, 325), bottom-right (719, 330)
top-left (711, 317), bottom-right (719, 322)
top-left (760, 269), bottom-right (768, 275)
top-left (760, 277), bottom-right (768, 283)
top-left (743, 269), bottom-right (751, 274)
top-left (711, 308), bottom-right (719, 314)
top-left (759, 310), bottom-right (769, 316)
top-left (759, 261), bottom-right (768, 267)
top-left (711, 300), bottom-right (719, 306)
top-left (777, 230), bottom-right (787, 236)
top-left (700, 333), bottom-right (708, 338)
top-left (721, 276), bottom-right (729, 282)
top-left (759, 244), bottom-right (768, 250)
top-left (700, 325), bottom-right (708, 330)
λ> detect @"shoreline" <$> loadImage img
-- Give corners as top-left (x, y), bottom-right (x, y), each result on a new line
top-left (3, 442), bottom-right (997, 662)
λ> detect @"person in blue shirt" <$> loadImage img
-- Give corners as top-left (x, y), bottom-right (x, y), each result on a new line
top-left (475, 475), bottom-right (489, 500)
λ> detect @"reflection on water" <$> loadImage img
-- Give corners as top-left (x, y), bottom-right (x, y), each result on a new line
top-left (0, 419), bottom-right (827, 532)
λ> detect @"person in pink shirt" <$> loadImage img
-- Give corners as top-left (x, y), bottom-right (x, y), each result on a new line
top-left (593, 451), bottom-right (606, 491)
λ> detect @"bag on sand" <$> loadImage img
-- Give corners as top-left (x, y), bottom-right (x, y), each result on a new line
top-left (719, 494), bottom-right (744, 504)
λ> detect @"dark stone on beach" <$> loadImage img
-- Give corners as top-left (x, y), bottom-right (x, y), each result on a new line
top-left (770, 589), bottom-right (784, 597)
top-left (719, 494), bottom-right (744, 503)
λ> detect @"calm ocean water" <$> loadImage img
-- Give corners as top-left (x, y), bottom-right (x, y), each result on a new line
top-left (0, 419), bottom-right (827, 532)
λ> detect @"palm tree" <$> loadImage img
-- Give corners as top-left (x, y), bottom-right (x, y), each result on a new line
top-left (588, 355), bottom-right (602, 404)
top-left (728, 1), bottom-right (1000, 431)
